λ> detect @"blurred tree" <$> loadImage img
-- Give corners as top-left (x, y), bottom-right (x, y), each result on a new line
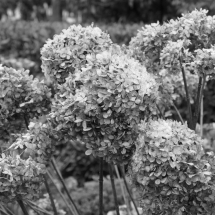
top-left (172, 0), bottom-right (215, 15)
top-left (51, 0), bottom-right (62, 21)
top-left (0, 0), bottom-right (17, 19)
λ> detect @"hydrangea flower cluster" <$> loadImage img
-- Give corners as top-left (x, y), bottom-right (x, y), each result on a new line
top-left (129, 9), bottom-right (215, 106)
top-left (0, 154), bottom-right (46, 202)
top-left (0, 65), bottom-right (51, 128)
top-left (49, 45), bottom-right (158, 163)
top-left (9, 121), bottom-right (55, 164)
top-left (129, 119), bottom-right (215, 214)
top-left (41, 24), bottom-right (113, 86)
top-left (0, 121), bottom-right (54, 202)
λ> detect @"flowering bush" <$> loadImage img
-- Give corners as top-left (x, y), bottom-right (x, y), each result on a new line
top-left (129, 119), bottom-right (215, 214)
top-left (1, 9), bottom-right (215, 215)
top-left (48, 45), bottom-right (158, 163)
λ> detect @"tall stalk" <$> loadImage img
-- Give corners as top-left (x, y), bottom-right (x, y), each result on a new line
top-left (156, 104), bottom-right (164, 118)
top-left (4, 206), bottom-right (15, 215)
top-left (172, 102), bottom-right (184, 124)
top-left (47, 170), bottom-right (76, 215)
top-left (43, 174), bottom-right (58, 215)
top-left (120, 166), bottom-right (140, 215)
top-left (193, 74), bottom-right (206, 130)
top-left (179, 56), bottom-right (193, 128)
top-left (26, 201), bottom-right (52, 215)
top-left (109, 163), bottom-right (120, 215)
top-left (114, 165), bottom-right (132, 215)
top-left (200, 96), bottom-right (204, 137)
top-left (17, 200), bottom-right (29, 215)
top-left (51, 157), bottom-right (80, 215)
top-left (99, 157), bottom-right (104, 215)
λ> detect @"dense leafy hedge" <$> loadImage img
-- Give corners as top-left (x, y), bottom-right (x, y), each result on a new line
top-left (0, 21), bottom-right (141, 75)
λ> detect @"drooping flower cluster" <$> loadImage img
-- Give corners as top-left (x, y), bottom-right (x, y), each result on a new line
top-left (129, 119), bottom-right (215, 214)
top-left (41, 24), bottom-right (113, 86)
top-left (129, 9), bottom-right (215, 106)
top-left (49, 45), bottom-right (158, 163)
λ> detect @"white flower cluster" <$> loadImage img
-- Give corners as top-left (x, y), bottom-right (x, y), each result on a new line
top-left (41, 24), bottom-right (112, 86)
top-left (130, 119), bottom-right (215, 214)
top-left (48, 44), bottom-right (159, 163)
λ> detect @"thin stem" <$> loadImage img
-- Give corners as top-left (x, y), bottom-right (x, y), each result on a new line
top-left (114, 165), bottom-right (132, 215)
top-left (43, 174), bottom-right (58, 215)
top-left (17, 200), bottom-right (29, 215)
top-left (0, 208), bottom-right (9, 215)
top-left (179, 56), bottom-right (193, 128)
top-left (4, 206), bottom-right (15, 215)
top-left (47, 170), bottom-right (76, 215)
top-left (23, 114), bottom-right (29, 130)
top-left (192, 77), bottom-right (202, 130)
top-left (0, 205), bottom-right (9, 215)
top-left (120, 166), bottom-right (140, 215)
top-left (26, 201), bottom-right (52, 215)
top-left (193, 74), bottom-right (206, 130)
top-left (99, 157), bottom-right (104, 215)
top-left (109, 163), bottom-right (120, 215)
top-left (51, 157), bottom-right (80, 215)
top-left (156, 104), bottom-right (164, 118)
top-left (172, 102), bottom-right (184, 124)
top-left (200, 96), bottom-right (204, 137)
